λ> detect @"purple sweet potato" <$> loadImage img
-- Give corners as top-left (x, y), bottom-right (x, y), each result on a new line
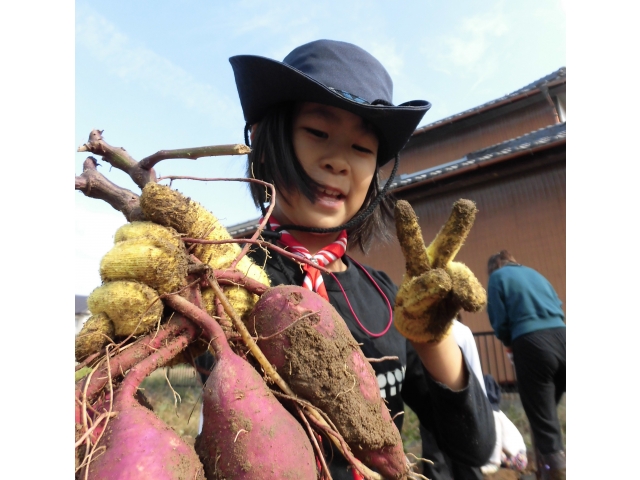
top-left (248, 285), bottom-right (410, 479)
top-left (195, 342), bottom-right (318, 479)
top-left (165, 294), bottom-right (318, 480)
top-left (86, 334), bottom-right (205, 480)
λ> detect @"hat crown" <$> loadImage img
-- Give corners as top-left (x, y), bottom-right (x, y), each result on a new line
top-left (282, 39), bottom-right (393, 105)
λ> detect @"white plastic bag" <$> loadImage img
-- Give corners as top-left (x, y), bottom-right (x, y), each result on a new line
top-left (497, 410), bottom-right (526, 457)
top-left (481, 410), bottom-right (503, 473)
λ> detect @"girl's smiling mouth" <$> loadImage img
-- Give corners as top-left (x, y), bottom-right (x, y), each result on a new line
top-left (315, 185), bottom-right (346, 207)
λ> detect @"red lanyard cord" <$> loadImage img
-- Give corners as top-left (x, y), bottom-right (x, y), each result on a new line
top-left (327, 256), bottom-right (393, 339)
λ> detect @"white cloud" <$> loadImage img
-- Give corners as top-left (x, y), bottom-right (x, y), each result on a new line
top-left (75, 4), bottom-right (241, 127)
top-left (425, 10), bottom-right (510, 87)
top-left (368, 41), bottom-right (405, 78)
top-left (443, 13), bottom-right (509, 69)
top-left (233, 1), bottom-right (316, 38)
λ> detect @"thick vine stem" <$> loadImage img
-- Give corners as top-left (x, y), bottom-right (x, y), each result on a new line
top-left (212, 269), bottom-right (270, 296)
top-left (75, 314), bottom-right (198, 420)
top-left (77, 129), bottom-right (156, 189)
top-left (139, 144), bottom-right (251, 170)
top-left (118, 333), bottom-right (192, 403)
top-left (75, 157), bottom-right (145, 221)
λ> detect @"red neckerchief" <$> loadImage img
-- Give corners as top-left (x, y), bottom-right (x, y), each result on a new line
top-left (266, 217), bottom-right (347, 301)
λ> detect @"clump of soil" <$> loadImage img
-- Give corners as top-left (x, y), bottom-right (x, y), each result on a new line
top-left (252, 287), bottom-right (401, 452)
top-left (284, 309), bottom-right (399, 449)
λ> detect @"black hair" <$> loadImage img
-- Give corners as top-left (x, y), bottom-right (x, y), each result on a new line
top-left (246, 101), bottom-right (395, 253)
top-left (487, 249), bottom-right (519, 276)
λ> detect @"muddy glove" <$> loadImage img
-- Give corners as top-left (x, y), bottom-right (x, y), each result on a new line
top-left (393, 199), bottom-right (487, 343)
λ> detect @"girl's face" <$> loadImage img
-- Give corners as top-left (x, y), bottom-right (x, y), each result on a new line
top-left (273, 102), bottom-right (378, 233)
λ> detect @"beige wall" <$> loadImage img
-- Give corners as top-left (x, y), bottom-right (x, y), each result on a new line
top-left (382, 99), bottom-right (560, 178)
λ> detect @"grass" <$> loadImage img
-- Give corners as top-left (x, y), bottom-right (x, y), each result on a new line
top-left (138, 366), bottom-right (203, 440)
top-left (500, 392), bottom-right (566, 453)
top-left (401, 404), bottom-right (422, 458)
top-left (141, 364), bottom-right (566, 472)
top-left (400, 393), bottom-right (566, 465)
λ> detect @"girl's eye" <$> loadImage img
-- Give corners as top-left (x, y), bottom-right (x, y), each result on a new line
top-left (305, 128), bottom-right (328, 139)
top-left (353, 144), bottom-right (374, 155)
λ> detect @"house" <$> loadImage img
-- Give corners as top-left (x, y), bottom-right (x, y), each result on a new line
top-left (76, 295), bottom-right (90, 335)
top-left (228, 68), bottom-right (566, 385)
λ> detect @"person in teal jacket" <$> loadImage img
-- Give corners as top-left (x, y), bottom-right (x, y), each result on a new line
top-left (487, 250), bottom-right (566, 480)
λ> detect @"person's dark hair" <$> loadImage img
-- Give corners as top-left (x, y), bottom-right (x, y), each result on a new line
top-left (487, 249), bottom-right (518, 276)
top-left (246, 101), bottom-right (395, 252)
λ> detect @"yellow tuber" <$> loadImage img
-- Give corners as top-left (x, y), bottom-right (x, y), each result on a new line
top-left (87, 280), bottom-right (164, 337)
top-left (75, 312), bottom-right (115, 362)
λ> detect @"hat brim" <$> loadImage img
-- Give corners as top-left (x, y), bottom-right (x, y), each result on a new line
top-left (229, 55), bottom-right (431, 165)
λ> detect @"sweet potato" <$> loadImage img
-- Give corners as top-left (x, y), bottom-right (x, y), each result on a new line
top-left (86, 333), bottom-right (205, 479)
top-left (248, 285), bottom-right (410, 479)
top-left (195, 340), bottom-right (317, 479)
top-left (166, 293), bottom-right (318, 479)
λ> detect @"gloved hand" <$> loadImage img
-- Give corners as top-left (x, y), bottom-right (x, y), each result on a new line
top-left (393, 199), bottom-right (487, 343)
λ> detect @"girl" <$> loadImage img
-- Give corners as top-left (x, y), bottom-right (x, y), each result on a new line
top-left (214, 39), bottom-right (494, 479)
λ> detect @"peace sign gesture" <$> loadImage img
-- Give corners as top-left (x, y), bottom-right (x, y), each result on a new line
top-left (393, 199), bottom-right (487, 344)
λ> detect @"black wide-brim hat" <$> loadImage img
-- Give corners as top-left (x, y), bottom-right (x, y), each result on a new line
top-left (229, 39), bottom-right (431, 165)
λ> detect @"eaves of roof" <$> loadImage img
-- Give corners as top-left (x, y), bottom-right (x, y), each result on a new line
top-left (412, 67), bottom-right (566, 137)
top-left (229, 218), bottom-right (263, 237)
top-left (227, 122), bottom-right (566, 237)
top-left (388, 122), bottom-right (566, 195)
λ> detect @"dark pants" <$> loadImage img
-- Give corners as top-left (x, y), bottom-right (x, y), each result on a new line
top-left (420, 425), bottom-right (484, 480)
top-left (512, 327), bottom-right (566, 455)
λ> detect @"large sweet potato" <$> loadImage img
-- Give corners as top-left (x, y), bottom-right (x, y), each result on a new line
top-left (248, 285), bottom-right (410, 479)
top-left (195, 342), bottom-right (317, 479)
top-left (166, 293), bottom-right (318, 480)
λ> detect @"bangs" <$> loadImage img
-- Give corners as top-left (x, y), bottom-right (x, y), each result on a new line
top-left (246, 102), bottom-right (396, 253)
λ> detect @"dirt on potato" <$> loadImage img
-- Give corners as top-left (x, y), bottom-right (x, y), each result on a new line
top-left (270, 291), bottom-right (400, 451)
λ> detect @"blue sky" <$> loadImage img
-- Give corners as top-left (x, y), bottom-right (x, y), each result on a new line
top-left (75, 0), bottom-right (566, 295)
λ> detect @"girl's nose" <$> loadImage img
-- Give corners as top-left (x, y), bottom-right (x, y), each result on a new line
top-left (322, 154), bottom-right (350, 175)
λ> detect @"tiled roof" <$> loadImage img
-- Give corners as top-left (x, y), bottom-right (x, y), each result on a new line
top-left (509, 67), bottom-right (566, 96)
top-left (228, 218), bottom-right (263, 237)
top-left (227, 122), bottom-right (566, 236)
top-left (467, 122), bottom-right (566, 162)
top-left (413, 67), bottom-right (566, 136)
top-left (388, 122), bottom-right (565, 191)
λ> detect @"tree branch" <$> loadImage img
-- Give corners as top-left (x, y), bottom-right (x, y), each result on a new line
top-left (139, 144), bottom-right (251, 170)
top-left (77, 129), bottom-right (156, 189)
top-left (75, 157), bottom-right (145, 221)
